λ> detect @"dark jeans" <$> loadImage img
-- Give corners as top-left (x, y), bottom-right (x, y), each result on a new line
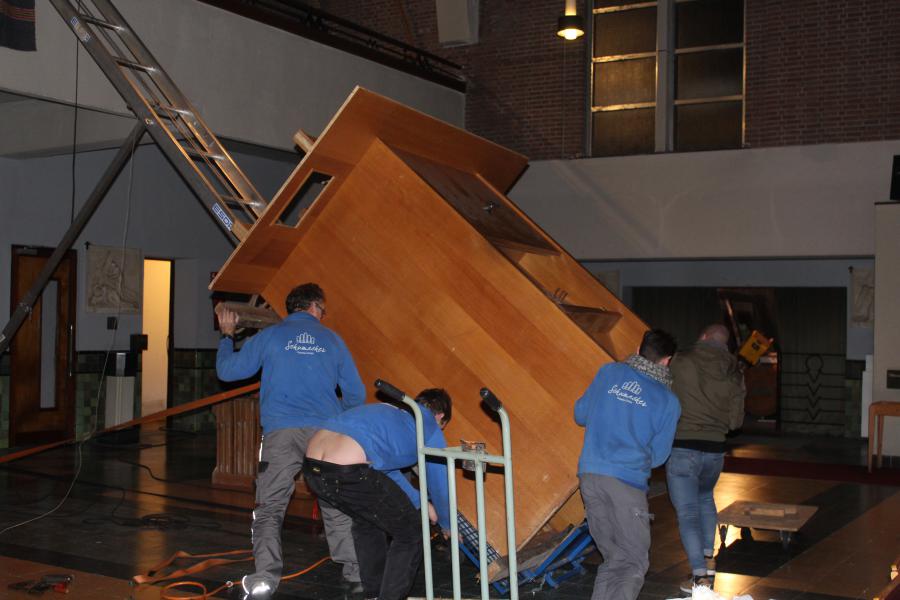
top-left (302, 458), bottom-right (423, 600)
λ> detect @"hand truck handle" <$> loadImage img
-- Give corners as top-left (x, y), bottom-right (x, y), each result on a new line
top-left (374, 378), bottom-right (406, 402)
top-left (479, 387), bottom-right (503, 412)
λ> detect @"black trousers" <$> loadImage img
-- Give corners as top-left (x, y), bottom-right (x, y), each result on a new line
top-left (302, 458), bottom-right (423, 600)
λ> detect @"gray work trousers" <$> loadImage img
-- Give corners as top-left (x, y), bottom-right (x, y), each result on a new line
top-left (244, 427), bottom-right (359, 593)
top-left (580, 473), bottom-right (652, 600)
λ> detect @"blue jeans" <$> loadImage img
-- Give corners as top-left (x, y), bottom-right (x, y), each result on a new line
top-left (665, 447), bottom-right (724, 576)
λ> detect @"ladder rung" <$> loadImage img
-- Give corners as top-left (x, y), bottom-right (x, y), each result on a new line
top-left (79, 14), bottom-right (123, 31)
top-left (115, 58), bottom-right (155, 73)
top-left (184, 147), bottom-right (224, 161)
top-left (220, 195), bottom-right (265, 210)
top-left (154, 103), bottom-right (193, 118)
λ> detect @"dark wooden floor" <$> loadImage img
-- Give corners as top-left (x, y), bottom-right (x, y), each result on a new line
top-left (1, 427), bottom-right (897, 599)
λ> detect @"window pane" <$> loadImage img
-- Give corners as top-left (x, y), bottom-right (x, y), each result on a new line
top-left (40, 281), bottom-right (58, 409)
top-left (592, 108), bottom-right (655, 156)
top-left (676, 0), bottom-right (743, 48)
top-left (676, 48), bottom-right (742, 99)
top-left (594, 58), bottom-right (656, 106)
top-left (594, 7), bottom-right (657, 56)
top-left (674, 101), bottom-right (742, 151)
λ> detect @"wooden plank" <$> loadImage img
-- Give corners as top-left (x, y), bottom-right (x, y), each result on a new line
top-left (214, 301), bottom-right (280, 330)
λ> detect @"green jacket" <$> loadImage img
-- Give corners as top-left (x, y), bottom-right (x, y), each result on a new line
top-left (670, 341), bottom-right (745, 442)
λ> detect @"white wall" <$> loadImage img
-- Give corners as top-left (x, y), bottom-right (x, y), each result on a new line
top-left (0, 145), bottom-right (297, 351)
top-left (0, 0), bottom-right (464, 150)
top-left (874, 203), bottom-right (900, 455)
top-left (510, 140), bottom-right (900, 260)
top-left (582, 258), bottom-right (875, 360)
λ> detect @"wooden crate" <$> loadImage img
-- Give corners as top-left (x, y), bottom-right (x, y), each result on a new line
top-left (210, 87), bottom-right (648, 554)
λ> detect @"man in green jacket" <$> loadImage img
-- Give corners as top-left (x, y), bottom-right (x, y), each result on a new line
top-left (667, 324), bottom-right (745, 593)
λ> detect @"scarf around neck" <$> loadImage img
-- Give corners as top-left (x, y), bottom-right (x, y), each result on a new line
top-left (625, 354), bottom-right (673, 388)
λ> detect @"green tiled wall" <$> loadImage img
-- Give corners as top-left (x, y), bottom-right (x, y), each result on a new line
top-left (170, 349), bottom-right (223, 432)
top-left (0, 349), bottom-right (225, 448)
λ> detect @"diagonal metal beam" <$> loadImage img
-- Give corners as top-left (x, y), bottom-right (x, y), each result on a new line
top-left (0, 122), bottom-right (146, 356)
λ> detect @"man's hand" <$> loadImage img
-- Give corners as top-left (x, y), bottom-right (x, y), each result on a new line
top-left (427, 502), bottom-right (438, 524)
top-left (218, 307), bottom-right (239, 337)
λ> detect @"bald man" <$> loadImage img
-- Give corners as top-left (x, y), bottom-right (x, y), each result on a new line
top-left (666, 324), bottom-right (745, 594)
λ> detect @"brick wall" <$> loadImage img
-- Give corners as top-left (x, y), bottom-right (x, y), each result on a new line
top-left (318, 0), bottom-right (589, 161)
top-left (745, 0), bottom-right (900, 147)
top-left (316, 0), bottom-right (900, 157)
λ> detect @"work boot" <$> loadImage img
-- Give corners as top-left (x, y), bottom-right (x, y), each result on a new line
top-left (679, 575), bottom-right (713, 594)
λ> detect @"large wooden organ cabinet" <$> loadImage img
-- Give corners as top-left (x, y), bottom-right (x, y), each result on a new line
top-left (210, 88), bottom-right (649, 563)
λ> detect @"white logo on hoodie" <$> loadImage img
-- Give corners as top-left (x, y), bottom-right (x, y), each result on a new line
top-left (608, 380), bottom-right (646, 406)
top-left (285, 332), bottom-right (326, 355)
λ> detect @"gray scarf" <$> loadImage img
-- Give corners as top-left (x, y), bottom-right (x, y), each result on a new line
top-left (625, 354), bottom-right (673, 388)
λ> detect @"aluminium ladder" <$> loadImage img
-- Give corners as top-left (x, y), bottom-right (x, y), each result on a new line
top-left (0, 0), bottom-right (268, 354)
top-left (50, 0), bottom-right (267, 242)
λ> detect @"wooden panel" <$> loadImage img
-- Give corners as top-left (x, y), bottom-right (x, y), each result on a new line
top-left (309, 87), bottom-right (528, 194)
top-left (394, 149), bottom-right (556, 255)
top-left (500, 247), bottom-right (648, 361)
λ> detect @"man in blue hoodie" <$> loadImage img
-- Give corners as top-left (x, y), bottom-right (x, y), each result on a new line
top-left (575, 329), bottom-right (680, 600)
top-left (216, 283), bottom-right (366, 600)
top-left (303, 388), bottom-right (452, 600)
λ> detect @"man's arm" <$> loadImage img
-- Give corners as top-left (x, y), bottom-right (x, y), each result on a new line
top-left (424, 428), bottom-right (451, 531)
top-left (215, 309), bottom-right (266, 381)
top-left (335, 335), bottom-right (366, 409)
top-left (574, 367), bottom-right (604, 426)
top-left (727, 364), bottom-right (746, 430)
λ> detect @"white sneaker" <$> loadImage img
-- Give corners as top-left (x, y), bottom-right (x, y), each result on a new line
top-left (241, 576), bottom-right (273, 600)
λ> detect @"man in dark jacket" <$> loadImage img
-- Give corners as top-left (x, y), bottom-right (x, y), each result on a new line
top-left (667, 324), bottom-right (745, 593)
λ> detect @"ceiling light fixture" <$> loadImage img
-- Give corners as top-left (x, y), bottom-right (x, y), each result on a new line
top-left (557, 0), bottom-right (585, 40)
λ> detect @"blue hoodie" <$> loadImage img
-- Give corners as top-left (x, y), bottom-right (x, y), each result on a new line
top-left (216, 311), bottom-right (365, 433)
top-left (323, 402), bottom-right (452, 531)
top-left (575, 361), bottom-right (680, 490)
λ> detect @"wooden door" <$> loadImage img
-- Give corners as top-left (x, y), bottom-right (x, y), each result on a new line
top-left (9, 246), bottom-right (77, 446)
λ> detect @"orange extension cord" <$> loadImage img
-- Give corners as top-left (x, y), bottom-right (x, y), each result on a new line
top-left (134, 550), bottom-right (330, 599)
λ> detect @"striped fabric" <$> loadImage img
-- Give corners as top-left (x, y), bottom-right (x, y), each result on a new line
top-left (1, 0), bottom-right (36, 51)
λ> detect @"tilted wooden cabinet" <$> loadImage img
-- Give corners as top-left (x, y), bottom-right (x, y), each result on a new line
top-left (210, 87), bottom-right (648, 556)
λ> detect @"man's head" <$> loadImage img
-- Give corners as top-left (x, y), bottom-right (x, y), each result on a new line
top-left (285, 283), bottom-right (326, 319)
top-left (699, 323), bottom-right (730, 346)
top-left (416, 388), bottom-right (452, 429)
top-left (639, 329), bottom-right (677, 366)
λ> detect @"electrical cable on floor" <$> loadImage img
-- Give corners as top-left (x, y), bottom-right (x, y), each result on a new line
top-left (153, 555), bottom-right (331, 600)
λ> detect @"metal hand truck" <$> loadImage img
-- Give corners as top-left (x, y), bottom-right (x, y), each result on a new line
top-left (375, 379), bottom-right (519, 600)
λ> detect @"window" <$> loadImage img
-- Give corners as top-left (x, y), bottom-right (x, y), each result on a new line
top-left (591, 0), bottom-right (744, 156)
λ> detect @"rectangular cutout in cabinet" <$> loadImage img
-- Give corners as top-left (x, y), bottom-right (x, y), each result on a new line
top-left (276, 171), bottom-right (332, 227)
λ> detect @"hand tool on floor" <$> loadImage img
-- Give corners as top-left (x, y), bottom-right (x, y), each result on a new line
top-left (7, 573), bottom-right (73, 595)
